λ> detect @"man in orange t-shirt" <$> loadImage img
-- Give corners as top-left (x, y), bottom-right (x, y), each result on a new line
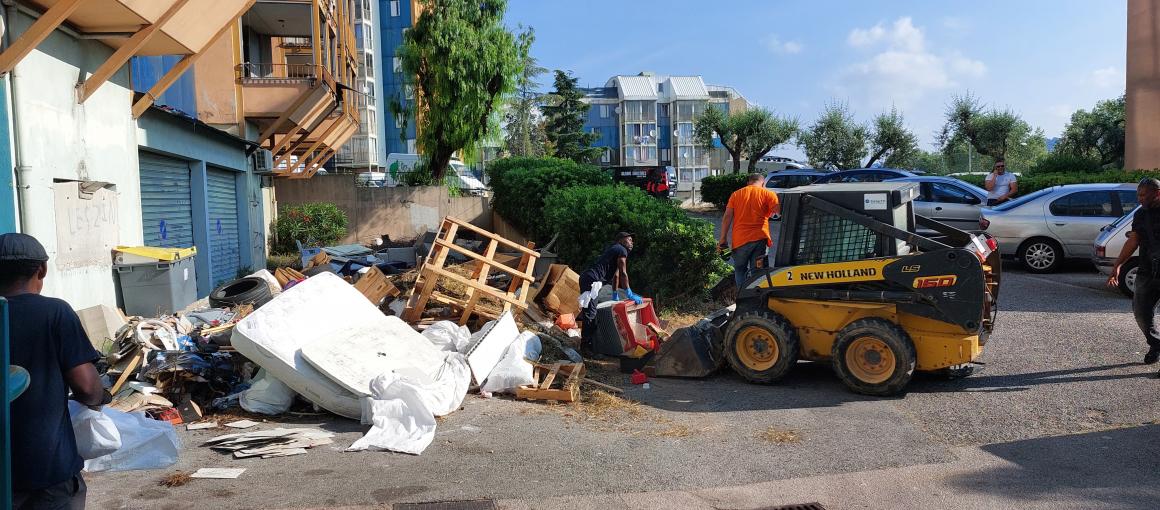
top-left (718, 173), bottom-right (781, 287)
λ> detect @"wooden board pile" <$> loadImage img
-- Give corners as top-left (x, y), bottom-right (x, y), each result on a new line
top-left (202, 428), bottom-right (335, 459)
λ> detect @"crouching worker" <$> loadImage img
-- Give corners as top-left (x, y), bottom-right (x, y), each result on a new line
top-left (4, 233), bottom-right (109, 510)
top-left (577, 232), bottom-right (643, 349)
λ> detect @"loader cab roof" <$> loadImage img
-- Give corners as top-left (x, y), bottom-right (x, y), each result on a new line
top-left (786, 181), bottom-right (921, 205)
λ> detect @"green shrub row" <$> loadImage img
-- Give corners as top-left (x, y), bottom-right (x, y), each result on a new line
top-left (542, 184), bottom-right (730, 301)
top-left (272, 202), bottom-right (348, 254)
top-left (486, 157), bottom-right (612, 240)
top-left (956, 170), bottom-right (1160, 195)
top-left (700, 173), bottom-right (749, 209)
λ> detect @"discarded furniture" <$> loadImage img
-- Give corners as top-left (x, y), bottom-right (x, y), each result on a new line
top-left (516, 362), bottom-right (585, 403)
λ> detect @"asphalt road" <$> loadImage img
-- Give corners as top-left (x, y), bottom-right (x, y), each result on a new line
top-left (85, 265), bottom-right (1160, 510)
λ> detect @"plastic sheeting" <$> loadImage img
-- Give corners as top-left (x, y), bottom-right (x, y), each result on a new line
top-left (480, 332), bottom-right (542, 395)
top-left (83, 407), bottom-right (181, 472)
top-left (240, 369), bottom-right (297, 415)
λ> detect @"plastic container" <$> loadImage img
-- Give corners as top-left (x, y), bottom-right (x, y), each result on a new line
top-left (114, 247), bottom-right (197, 317)
top-left (612, 298), bottom-right (662, 358)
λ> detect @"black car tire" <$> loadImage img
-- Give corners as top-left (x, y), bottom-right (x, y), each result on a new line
top-left (1018, 237), bottom-right (1063, 274)
top-left (1119, 258), bottom-right (1139, 298)
top-left (209, 277), bottom-right (273, 309)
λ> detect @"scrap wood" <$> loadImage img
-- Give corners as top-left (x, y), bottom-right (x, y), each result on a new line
top-left (353, 266), bottom-right (399, 305)
top-left (516, 362), bottom-right (585, 403)
top-left (305, 251), bottom-right (331, 270)
top-left (580, 377), bottom-right (624, 394)
top-left (190, 468), bottom-right (245, 479)
top-left (273, 267), bottom-right (306, 287)
top-left (109, 351), bottom-right (143, 395)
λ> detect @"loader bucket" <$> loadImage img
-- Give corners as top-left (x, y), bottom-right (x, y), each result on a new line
top-left (653, 306), bottom-right (733, 378)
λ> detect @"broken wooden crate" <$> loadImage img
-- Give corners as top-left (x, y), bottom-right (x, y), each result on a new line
top-left (402, 216), bottom-right (539, 326)
top-left (353, 266), bottom-right (399, 305)
top-left (516, 362), bottom-right (586, 403)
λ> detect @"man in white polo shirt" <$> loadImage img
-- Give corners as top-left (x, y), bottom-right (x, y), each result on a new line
top-left (985, 159), bottom-right (1018, 206)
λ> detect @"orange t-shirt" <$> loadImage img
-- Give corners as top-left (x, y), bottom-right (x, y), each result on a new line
top-left (726, 184), bottom-right (780, 247)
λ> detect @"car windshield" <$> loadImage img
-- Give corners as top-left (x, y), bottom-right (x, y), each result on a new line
top-left (991, 188), bottom-right (1055, 211)
top-left (1113, 205), bottom-right (1141, 227)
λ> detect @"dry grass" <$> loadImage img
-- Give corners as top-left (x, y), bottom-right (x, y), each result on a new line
top-left (575, 390), bottom-right (646, 420)
top-left (657, 299), bottom-right (729, 331)
top-left (159, 471), bottom-right (192, 488)
top-left (656, 424), bottom-right (693, 438)
top-left (757, 426), bottom-right (801, 444)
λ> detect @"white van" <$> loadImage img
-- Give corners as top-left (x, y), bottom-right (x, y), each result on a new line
top-left (382, 153), bottom-right (486, 194)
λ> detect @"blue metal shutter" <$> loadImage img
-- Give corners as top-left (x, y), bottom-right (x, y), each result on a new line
top-left (207, 168), bottom-right (241, 287)
top-left (139, 152), bottom-right (194, 249)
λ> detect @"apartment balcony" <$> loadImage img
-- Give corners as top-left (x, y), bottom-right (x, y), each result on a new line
top-left (237, 62), bottom-right (338, 127)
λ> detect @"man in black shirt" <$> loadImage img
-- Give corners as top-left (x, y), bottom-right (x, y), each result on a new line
top-left (5, 233), bottom-right (108, 509)
top-left (577, 232), bottom-right (642, 349)
top-left (1109, 178), bottom-right (1160, 365)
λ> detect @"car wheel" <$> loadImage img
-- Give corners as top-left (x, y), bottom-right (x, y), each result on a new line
top-left (1119, 258), bottom-right (1139, 298)
top-left (1018, 238), bottom-right (1063, 273)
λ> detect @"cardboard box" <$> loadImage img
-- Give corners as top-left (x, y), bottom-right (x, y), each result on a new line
top-left (531, 264), bottom-right (580, 316)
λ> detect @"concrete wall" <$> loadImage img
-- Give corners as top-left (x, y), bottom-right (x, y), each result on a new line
top-left (1126, 0), bottom-right (1160, 170)
top-left (9, 10), bottom-right (143, 309)
top-left (273, 174), bottom-right (490, 246)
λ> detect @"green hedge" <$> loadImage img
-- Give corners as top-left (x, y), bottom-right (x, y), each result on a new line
top-left (542, 184), bottom-right (730, 301)
top-left (272, 202), bottom-right (348, 254)
top-left (700, 173), bottom-right (749, 209)
top-left (487, 157), bottom-right (612, 241)
top-left (956, 170), bottom-right (1160, 195)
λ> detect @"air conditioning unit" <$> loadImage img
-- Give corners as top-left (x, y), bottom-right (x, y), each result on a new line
top-left (253, 149), bottom-right (274, 173)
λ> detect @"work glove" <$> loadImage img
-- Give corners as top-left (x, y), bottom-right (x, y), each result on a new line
top-left (612, 290), bottom-right (621, 301)
top-left (624, 288), bottom-right (644, 305)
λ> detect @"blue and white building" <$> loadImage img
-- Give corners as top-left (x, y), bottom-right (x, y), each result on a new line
top-left (379, 0), bottom-right (418, 156)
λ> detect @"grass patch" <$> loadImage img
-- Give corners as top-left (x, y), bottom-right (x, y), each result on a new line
top-left (757, 426), bottom-right (801, 444)
top-left (159, 471), bottom-right (192, 488)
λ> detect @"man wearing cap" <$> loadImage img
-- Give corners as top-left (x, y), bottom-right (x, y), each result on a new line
top-left (1109, 178), bottom-right (1160, 367)
top-left (3, 233), bottom-right (108, 509)
top-left (576, 232), bottom-right (642, 349)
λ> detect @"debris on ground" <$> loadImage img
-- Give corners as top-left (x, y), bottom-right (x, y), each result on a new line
top-left (189, 468), bottom-right (246, 479)
top-left (202, 428), bottom-right (335, 459)
top-left (158, 471), bottom-right (193, 487)
top-left (757, 426), bottom-right (802, 444)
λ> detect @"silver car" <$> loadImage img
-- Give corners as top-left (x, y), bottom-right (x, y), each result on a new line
top-left (1094, 205), bottom-right (1140, 297)
top-left (980, 183), bottom-right (1139, 273)
top-left (886, 176), bottom-right (988, 232)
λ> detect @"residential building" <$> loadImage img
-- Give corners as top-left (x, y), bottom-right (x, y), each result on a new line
top-left (379, 0), bottom-right (420, 156)
top-left (581, 72), bottom-right (752, 189)
top-left (1126, 0), bottom-right (1160, 170)
top-left (333, 0), bottom-right (386, 172)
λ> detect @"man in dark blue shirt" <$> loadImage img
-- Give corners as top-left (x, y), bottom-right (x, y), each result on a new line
top-left (577, 232), bottom-right (642, 349)
top-left (1109, 178), bottom-right (1160, 366)
top-left (4, 233), bottom-right (107, 509)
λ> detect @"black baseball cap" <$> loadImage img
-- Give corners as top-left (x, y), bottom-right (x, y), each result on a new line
top-left (615, 231), bottom-right (634, 240)
top-left (0, 233), bottom-right (49, 262)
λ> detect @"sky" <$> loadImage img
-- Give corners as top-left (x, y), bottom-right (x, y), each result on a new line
top-left (504, 0), bottom-right (1127, 160)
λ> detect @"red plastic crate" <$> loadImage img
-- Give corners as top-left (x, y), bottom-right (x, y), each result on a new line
top-left (612, 298), bottom-right (661, 358)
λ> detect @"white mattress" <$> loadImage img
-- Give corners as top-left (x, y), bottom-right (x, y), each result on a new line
top-left (231, 273), bottom-right (380, 419)
top-left (300, 315), bottom-right (447, 397)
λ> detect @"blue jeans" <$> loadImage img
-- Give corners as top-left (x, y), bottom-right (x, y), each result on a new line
top-left (732, 240), bottom-right (768, 288)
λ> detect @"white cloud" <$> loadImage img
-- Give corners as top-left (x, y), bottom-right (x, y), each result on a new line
top-left (1090, 66), bottom-right (1122, 89)
top-left (847, 17), bottom-right (924, 53)
top-left (764, 34), bottom-right (803, 55)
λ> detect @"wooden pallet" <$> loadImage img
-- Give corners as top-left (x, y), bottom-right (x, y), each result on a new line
top-left (402, 216), bottom-right (539, 326)
top-left (516, 362), bottom-right (585, 403)
top-left (353, 266), bottom-right (399, 305)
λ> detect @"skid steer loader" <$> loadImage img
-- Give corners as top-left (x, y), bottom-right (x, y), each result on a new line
top-left (724, 182), bottom-right (1001, 396)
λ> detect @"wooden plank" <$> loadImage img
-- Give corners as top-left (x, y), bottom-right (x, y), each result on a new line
top-left (505, 241), bottom-right (538, 315)
top-left (581, 378), bottom-right (624, 394)
top-left (540, 363), bottom-right (562, 390)
top-left (353, 266), bottom-right (399, 305)
top-left (306, 251), bottom-right (331, 270)
top-left (459, 239), bottom-right (499, 326)
top-left (0, 0), bottom-right (84, 77)
top-left (421, 265), bottom-right (529, 309)
top-left (433, 239), bottom-right (534, 281)
top-left (444, 217), bottom-right (538, 256)
top-left (403, 222), bottom-right (457, 322)
top-left (110, 352), bottom-right (143, 395)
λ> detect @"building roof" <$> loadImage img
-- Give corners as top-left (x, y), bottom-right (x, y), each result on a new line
top-left (662, 76), bottom-right (709, 100)
top-left (612, 75), bottom-right (658, 100)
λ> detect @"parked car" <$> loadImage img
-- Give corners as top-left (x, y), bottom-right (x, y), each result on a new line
top-left (1094, 205), bottom-right (1140, 297)
top-left (764, 169), bottom-right (830, 192)
top-left (980, 183), bottom-right (1139, 273)
top-left (812, 168), bottom-right (916, 184)
top-left (885, 176), bottom-right (988, 232)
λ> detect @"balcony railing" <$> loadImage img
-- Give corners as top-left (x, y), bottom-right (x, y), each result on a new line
top-left (236, 63), bottom-right (321, 82)
top-left (281, 37), bottom-right (313, 48)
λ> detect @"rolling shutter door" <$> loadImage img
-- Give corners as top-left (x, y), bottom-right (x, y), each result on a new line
top-left (139, 152), bottom-right (194, 249)
top-left (207, 168), bottom-right (241, 287)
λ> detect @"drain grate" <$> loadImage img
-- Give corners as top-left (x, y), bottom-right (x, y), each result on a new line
top-left (760, 504), bottom-right (826, 510)
top-left (394, 500), bottom-right (497, 510)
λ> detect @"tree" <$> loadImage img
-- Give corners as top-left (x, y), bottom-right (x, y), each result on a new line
top-left (541, 70), bottom-right (602, 162)
top-left (938, 93), bottom-right (1023, 160)
top-left (866, 107), bottom-right (918, 168)
top-left (395, 0), bottom-right (531, 181)
top-left (1058, 95), bottom-right (1125, 168)
top-left (741, 109), bottom-right (798, 172)
top-left (504, 51), bottom-right (549, 157)
top-left (901, 149), bottom-right (949, 174)
top-left (797, 102), bottom-right (869, 170)
top-left (694, 106), bottom-right (744, 173)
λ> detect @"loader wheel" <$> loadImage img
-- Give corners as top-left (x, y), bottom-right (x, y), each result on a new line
top-left (832, 318), bottom-right (916, 396)
top-left (723, 309), bottom-right (799, 383)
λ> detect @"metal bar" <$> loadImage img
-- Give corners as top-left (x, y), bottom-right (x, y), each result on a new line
top-left (764, 288), bottom-right (928, 304)
top-left (915, 214), bottom-right (973, 245)
top-left (78, 0), bottom-right (193, 103)
top-left (0, 0), bottom-right (84, 76)
top-left (803, 195), bottom-right (952, 252)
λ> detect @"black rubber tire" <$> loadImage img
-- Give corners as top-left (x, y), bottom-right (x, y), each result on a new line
top-left (1119, 258), bottom-right (1139, 298)
top-left (1017, 237), bottom-right (1063, 274)
top-left (831, 318), bottom-right (917, 396)
top-left (209, 277), bottom-right (272, 309)
top-left (722, 308), bottom-right (799, 384)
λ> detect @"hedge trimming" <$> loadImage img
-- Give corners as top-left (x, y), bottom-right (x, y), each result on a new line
top-left (700, 173), bottom-right (749, 209)
top-left (542, 184), bottom-right (730, 301)
top-left (956, 170), bottom-right (1160, 195)
top-left (487, 157), bottom-right (612, 241)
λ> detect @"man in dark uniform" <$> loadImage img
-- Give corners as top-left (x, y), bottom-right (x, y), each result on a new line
top-left (1109, 178), bottom-right (1160, 365)
top-left (577, 232), bottom-right (642, 349)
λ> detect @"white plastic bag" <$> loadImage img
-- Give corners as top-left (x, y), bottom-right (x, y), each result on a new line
top-left (348, 372), bottom-right (437, 455)
top-left (240, 369), bottom-right (298, 415)
top-left (480, 332), bottom-right (542, 395)
top-left (421, 321), bottom-right (471, 352)
top-left (578, 281), bottom-right (603, 308)
top-left (68, 401), bottom-right (121, 460)
top-left (84, 408), bottom-right (181, 472)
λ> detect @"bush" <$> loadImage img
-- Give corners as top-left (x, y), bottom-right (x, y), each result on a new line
top-left (488, 157), bottom-right (613, 240)
top-left (542, 184), bottom-right (730, 301)
top-left (272, 202), bottom-right (348, 253)
top-left (1026, 152), bottom-right (1104, 175)
top-left (700, 173), bottom-right (749, 209)
top-left (956, 170), bottom-right (1160, 196)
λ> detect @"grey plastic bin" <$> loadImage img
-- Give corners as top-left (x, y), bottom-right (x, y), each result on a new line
top-left (114, 255), bottom-right (198, 316)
